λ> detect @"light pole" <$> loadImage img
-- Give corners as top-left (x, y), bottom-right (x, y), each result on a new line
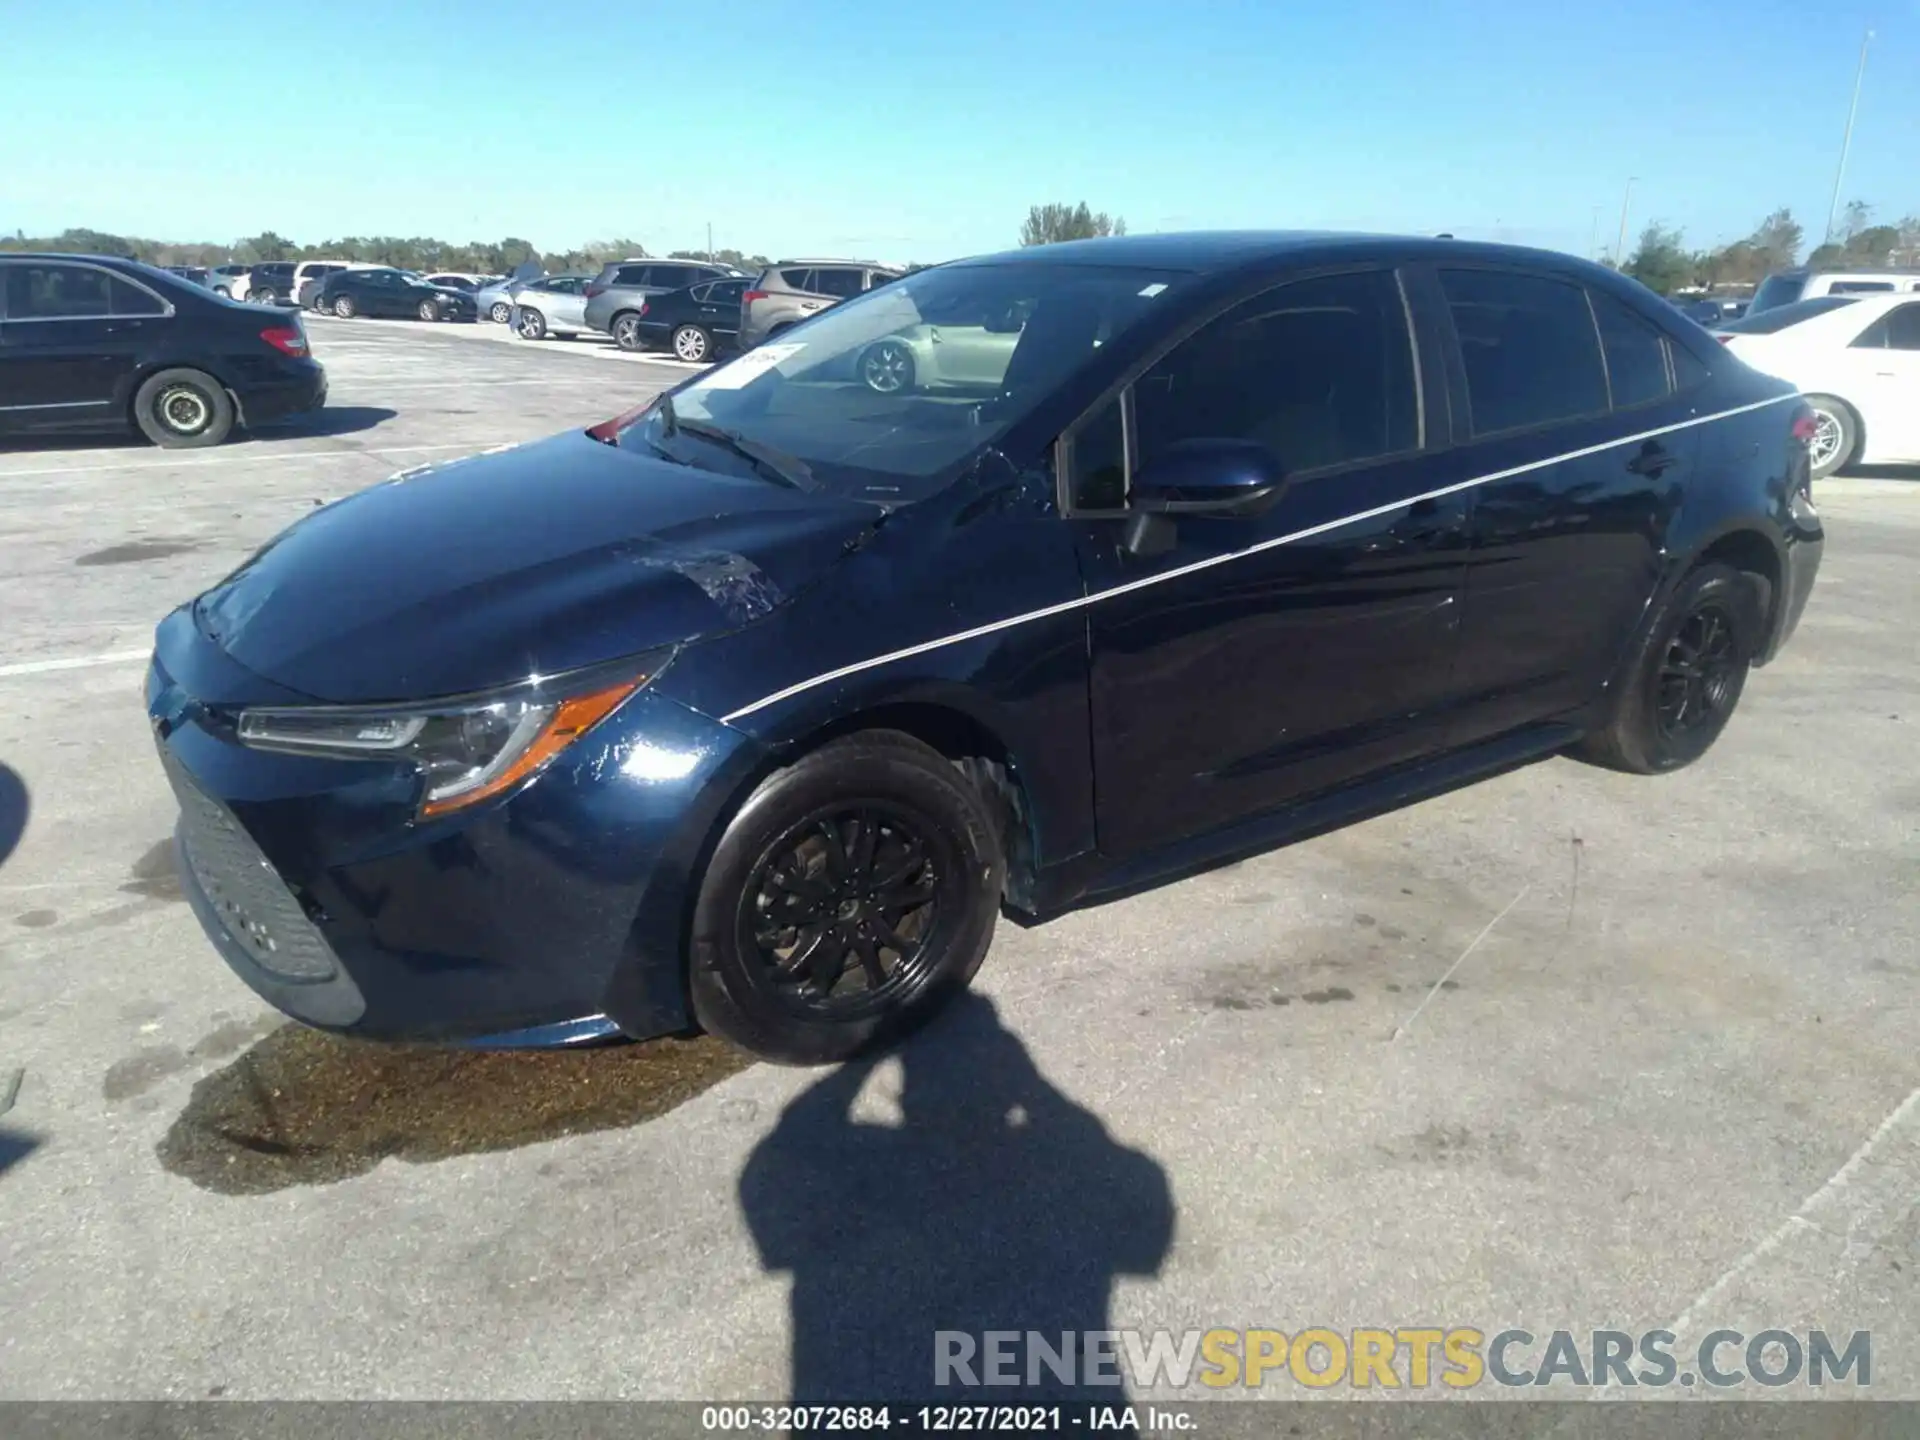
top-left (1823, 28), bottom-right (1873, 248)
top-left (1613, 177), bottom-right (1638, 267)
top-left (1589, 205), bottom-right (1603, 261)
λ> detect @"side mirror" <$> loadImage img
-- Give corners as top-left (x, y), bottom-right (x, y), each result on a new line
top-left (1120, 439), bottom-right (1288, 559)
top-left (1130, 438), bottom-right (1288, 517)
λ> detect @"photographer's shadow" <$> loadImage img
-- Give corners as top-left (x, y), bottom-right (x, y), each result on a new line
top-left (740, 992), bottom-right (1174, 1407)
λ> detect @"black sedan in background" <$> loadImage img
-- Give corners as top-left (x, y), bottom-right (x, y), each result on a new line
top-left (317, 267), bottom-right (478, 322)
top-left (613, 276), bottom-right (747, 359)
top-left (147, 233), bottom-right (1819, 1063)
top-left (0, 252), bottom-right (325, 447)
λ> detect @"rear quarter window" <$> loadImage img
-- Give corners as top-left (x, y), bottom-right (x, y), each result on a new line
top-left (1588, 291), bottom-right (1672, 409)
top-left (1439, 268), bottom-right (1608, 436)
top-left (778, 268), bottom-right (815, 292)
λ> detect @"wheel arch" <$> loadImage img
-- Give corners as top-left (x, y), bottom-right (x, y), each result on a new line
top-left (1680, 521), bottom-right (1784, 657)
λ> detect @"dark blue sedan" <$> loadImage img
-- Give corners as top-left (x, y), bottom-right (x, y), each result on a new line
top-left (148, 233), bottom-right (1822, 1062)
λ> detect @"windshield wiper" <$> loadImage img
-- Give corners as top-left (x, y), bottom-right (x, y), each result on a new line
top-left (656, 395), bottom-right (815, 491)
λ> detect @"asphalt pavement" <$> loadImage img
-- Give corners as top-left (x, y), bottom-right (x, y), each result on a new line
top-left (0, 316), bottom-right (1915, 1405)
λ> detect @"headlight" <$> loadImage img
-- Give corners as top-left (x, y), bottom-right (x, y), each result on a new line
top-left (235, 653), bottom-right (669, 817)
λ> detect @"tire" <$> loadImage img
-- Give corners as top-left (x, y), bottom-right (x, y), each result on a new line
top-left (1575, 562), bottom-right (1758, 774)
top-left (516, 307), bottom-right (547, 340)
top-left (1802, 393), bottom-right (1858, 481)
top-left (254, 289), bottom-right (277, 307)
top-left (611, 312), bottom-right (647, 352)
top-left (671, 324), bottom-right (712, 363)
top-left (689, 731), bottom-right (1006, 1065)
top-left (417, 299), bottom-right (439, 322)
top-left (859, 339), bottom-right (915, 393)
top-left (132, 368), bottom-right (234, 449)
top-left (333, 295), bottom-right (357, 319)
top-left (489, 300), bottom-right (511, 323)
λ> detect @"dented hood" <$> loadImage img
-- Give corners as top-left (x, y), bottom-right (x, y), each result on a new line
top-left (194, 430), bottom-right (876, 703)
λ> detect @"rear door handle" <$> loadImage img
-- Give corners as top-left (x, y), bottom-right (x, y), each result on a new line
top-left (1627, 442), bottom-right (1679, 477)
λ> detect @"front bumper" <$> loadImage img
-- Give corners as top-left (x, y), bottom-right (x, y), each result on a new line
top-left (147, 625), bottom-right (764, 1046)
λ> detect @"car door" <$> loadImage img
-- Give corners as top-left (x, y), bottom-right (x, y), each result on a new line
top-left (1433, 266), bottom-right (1689, 744)
top-left (700, 280), bottom-right (746, 342)
top-left (1068, 265), bottom-right (1470, 859)
top-left (0, 260), bottom-right (169, 427)
top-left (544, 277), bottom-right (589, 328)
top-left (1848, 301), bottom-right (1920, 461)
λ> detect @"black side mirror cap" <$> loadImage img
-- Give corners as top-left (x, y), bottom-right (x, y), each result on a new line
top-left (1130, 438), bottom-right (1288, 518)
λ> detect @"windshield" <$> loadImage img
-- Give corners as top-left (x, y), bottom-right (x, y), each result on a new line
top-left (617, 261), bottom-right (1183, 501)
top-left (1717, 295), bottom-right (1858, 334)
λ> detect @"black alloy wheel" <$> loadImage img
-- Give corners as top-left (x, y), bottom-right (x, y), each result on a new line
top-left (689, 731), bottom-right (1006, 1065)
top-left (1575, 561), bottom-right (1755, 773)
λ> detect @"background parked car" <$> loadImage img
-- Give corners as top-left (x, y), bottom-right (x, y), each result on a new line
top-left (318, 267), bottom-right (478, 322)
top-left (1715, 293), bottom-right (1920, 477)
top-left (508, 274), bottom-right (593, 339)
top-left (738, 259), bottom-right (904, 348)
top-left (1748, 267), bottom-right (1920, 316)
top-left (163, 265), bottom-right (211, 287)
top-left (243, 262), bottom-right (300, 307)
top-left (423, 272), bottom-right (496, 292)
top-left (474, 275), bottom-right (523, 323)
top-left (0, 252), bottom-right (325, 447)
top-left (582, 258), bottom-right (741, 339)
top-left (614, 276), bottom-right (749, 360)
top-left (208, 263), bottom-right (252, 299)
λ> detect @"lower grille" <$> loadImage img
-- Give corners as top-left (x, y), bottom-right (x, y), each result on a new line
top-left (162, 751), bottom-right (340, 983)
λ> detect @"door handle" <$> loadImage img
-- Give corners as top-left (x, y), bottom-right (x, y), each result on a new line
top-left (1626, 441), bottom-right (1678, 477)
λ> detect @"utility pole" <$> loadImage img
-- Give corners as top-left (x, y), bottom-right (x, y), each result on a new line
top-left (1823, 28), bottom-right (1873, 247)
top-left (1589, 205), bottom-right (1603, 261)
top-left (1613, 177), bottom-right (1638, 267)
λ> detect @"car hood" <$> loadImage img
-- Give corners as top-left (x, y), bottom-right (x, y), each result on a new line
top-left (192, 431), bottom-right (878, 703)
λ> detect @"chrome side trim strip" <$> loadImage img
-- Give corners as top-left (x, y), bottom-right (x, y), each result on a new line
top-left (721, 393), bottom-right (1801, 725)
top-left (0, 399), bottom-right (111, 412)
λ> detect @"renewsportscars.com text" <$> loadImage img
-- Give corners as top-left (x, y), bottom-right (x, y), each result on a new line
top-left (934, 1327), bottom-right (1871, 1390)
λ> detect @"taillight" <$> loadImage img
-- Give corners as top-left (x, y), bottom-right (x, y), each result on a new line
top-left (585, 282), bottom-right (606, 297)
top-left (637, 302), bottom-right (650, 318)
top-left (1790, 407), bottom-right (1818, 445)
top-left (742, 290), bottom-right (768, 306)
top-left (1715, 334), bottom-right (1734, 345)
top-left (586, 396), bottom-right (660, 444)
top-left (261, 326), bottom-right (307, 357)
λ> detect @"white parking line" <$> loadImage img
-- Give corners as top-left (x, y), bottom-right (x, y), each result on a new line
top-left (0, 442), bottom-right (471, 481)
top-left (0, 648), bottom-right (150, 679)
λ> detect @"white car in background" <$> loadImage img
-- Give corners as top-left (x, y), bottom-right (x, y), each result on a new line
top-left (1715, 293), bottom-right (1920, 478)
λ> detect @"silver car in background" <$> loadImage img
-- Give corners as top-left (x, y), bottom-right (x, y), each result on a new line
top-left (505, 275), bottom-right (594, 339)
top-left (475, 274), bottom-right (532, 323)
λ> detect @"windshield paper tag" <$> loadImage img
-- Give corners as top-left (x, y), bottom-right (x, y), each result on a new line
top-left (698, 342), bottom-right (806, 390)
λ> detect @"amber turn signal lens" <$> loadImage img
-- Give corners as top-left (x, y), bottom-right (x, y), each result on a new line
top-left (419, 678), bottom-right (640, 818)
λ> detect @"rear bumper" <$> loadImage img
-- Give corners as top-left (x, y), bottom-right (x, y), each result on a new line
top-left (1760, 489), bottom-right (1823, 664)
top-left (236, 363), bottom-right (327, 426)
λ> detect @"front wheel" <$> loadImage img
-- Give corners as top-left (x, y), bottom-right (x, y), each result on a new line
top-left (133, 368), bottom-right (234, 449)
top-left (1802, 394), bottom-right (1858, 480)
top-left (689, 731), bottom-right (1005, 1065)
top-left (489, 300), bottom-right (511, 323)
top-left (417, 299), bottom-right (439, 322)
top-left (859, 339), bottom-right (915, 393)
top-left (1575, 562), bottom-right (1756, 774)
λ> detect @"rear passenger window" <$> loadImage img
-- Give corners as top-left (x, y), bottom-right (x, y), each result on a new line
top-left (4, 264), bottom-right (161, 319)
top-left (812, 268), bottom-right (864, 298)
top-left (1440, 268), bottom-right (1608, 435)
top-left (1132, 269), bottom-right (1419, 477)
top-left (1853, 304), bottom-right (1920, 350)
top-left (779, 268), bottom-right (814, 292)
top-left (1588, 291), bottom-right (1671, 409)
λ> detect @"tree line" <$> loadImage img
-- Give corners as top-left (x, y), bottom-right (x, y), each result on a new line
top-left (1622, 203), bottom-right (1920, 295)
top-left (0, 228), bottom-right (771, 276)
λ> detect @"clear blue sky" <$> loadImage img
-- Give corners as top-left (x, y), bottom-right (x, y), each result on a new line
top-left (3, 0), bottom-right (1913, 263)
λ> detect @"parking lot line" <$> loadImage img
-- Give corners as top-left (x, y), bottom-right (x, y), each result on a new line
top-left (0, 648), bottom-right (150, 679)
top-left (0, 442), bottom-right (471, 480)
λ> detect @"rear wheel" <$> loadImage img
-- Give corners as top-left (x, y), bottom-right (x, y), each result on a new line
top-left (689, 731), bottom-right (1005, 1065)
top-left (253, 288), bottom-right (277, 307)
top-left (1802, 393), bottom-right (1858, 480)
top-left (516, 307), bottom-right (547, 340)
top-left (671, 324), bottom-right (712, 363)
top-left (612, 312), bottom-right (646, 351)
top-left (417, 299), bottom-right (439, 322)
top-left (1575, 562), bottom-right (1756, 774)
top-left (133, 368), bottom-right (234, 449)
top-left (333, 295), bottom-right (357, 319)
top-left (859, 339), bottom-right (915, 393)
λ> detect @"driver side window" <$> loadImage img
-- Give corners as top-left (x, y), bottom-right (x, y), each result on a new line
top-left (1132, 269), bottom-right (1419, 480)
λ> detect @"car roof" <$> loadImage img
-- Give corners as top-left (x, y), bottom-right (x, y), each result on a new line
top-left (1771, 266), bottom-right (1920, 280)
top-left (771, 257), bottom-right (899, 268)
top-left (945, 230), bottom-right (1605, 278)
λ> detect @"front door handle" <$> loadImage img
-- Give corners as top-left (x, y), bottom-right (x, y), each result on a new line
top-left (1626, 441), bottom-right (1679, 478)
